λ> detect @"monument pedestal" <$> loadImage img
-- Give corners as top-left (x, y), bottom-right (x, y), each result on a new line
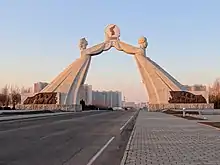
top-left (148, 103), bottom-right (214, 111)
top-left (17, 104), bottom-right (82, 111)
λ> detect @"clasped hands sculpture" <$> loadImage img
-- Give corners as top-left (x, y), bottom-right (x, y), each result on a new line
top-left (78, 36), bottom-right (148, 57)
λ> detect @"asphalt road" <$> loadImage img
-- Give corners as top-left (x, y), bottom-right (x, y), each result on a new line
top-left (0, 110), bottom-right (136, 165)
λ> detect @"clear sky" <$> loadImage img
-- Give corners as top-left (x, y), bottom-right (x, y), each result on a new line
top-left (0, 0), bottom-right (220, 102)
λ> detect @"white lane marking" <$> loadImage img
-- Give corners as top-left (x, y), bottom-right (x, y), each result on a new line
top-left (87, 136), bottom-right (115, 165)
top-left (120, 115), bottom-right (134, 131)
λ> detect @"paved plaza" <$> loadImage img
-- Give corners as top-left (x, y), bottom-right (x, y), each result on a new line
top-left (121, 111), bottom-right (220, 165)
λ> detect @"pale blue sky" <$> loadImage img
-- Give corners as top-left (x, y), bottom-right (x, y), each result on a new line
top-left (0, 0), bottom-right (219, 102)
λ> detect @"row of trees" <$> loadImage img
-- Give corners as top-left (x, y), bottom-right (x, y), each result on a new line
top-left (209, 78), bottom-right (220, 109)
top-left (0, 85), bottom-right (21, 109)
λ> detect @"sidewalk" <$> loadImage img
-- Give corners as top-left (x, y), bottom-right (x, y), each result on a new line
top-left (121, 111), bottom-right (220, 165)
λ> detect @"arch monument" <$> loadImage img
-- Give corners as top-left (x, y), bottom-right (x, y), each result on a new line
top-left (23, 24), bottom-right (213, 111)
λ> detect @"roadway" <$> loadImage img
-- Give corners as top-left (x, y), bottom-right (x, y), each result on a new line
top-left (0, 110), bottom-right (136, 165)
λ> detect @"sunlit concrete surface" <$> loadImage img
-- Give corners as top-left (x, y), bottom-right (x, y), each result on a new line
top-left (122, 111), bottom-right (220, 165)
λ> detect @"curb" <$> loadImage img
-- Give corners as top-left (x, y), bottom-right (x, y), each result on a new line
top-left (120, 125), bottom-right (136, 165)
top-left (120, 110), bottom-right (139, 134)
top-left (198, 122), bottom-right (220, 131)
top-left (120, 111), bottom-right (139, 165)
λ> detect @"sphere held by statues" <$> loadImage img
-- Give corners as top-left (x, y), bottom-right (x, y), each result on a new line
top-left (105, 24), bottom-right (120, 39)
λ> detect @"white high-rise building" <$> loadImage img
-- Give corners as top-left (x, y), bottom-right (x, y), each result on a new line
top-left (92, 90), bottom-right (122, 107)
top-left (20, 87), bottom-right (34, 103)
top-left (33, 82), bottom-right (48, 93)
top-left (123, 102), bottom-right (136, 108)
top-left (92, 91), bottom-right (106, 106)
top-left (78, 84), bottom-right (92, 105)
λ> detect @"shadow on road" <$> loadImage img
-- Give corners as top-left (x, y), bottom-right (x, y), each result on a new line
top-left (94, 110), bottom-right (139, 165)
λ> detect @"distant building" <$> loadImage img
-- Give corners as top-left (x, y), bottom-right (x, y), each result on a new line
top-left (78, 84), bottom-right (92, 105)
top-left (20, 86), bottom-right (33, 94)
top-left (20, 87), bottom-right (34, 103)
top-left (184, 84), bottom-right (207, 91)
top-left (122, 102), bottom-right (148, 109)
top-left (92, 91), bottom-right (106, 106)
top-left (137, 102), bottom-right (147, 108)
top-left (123, 101), bottom-right (136, 108)
top-left (92, 90), bottom-right (122, 107)
top-left (33, 82), bottom-right (49, 93)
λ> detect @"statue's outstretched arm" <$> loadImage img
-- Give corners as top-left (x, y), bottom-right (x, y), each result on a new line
top-left (82, 42), bottom-right (106, 56)
top-left (114, 41), bottom-right (139, 55)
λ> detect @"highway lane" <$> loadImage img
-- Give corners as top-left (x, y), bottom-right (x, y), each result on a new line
top-left (0, 111), bottom-right (106, 132)
top-left (0, 110), bottom-right (136, 165)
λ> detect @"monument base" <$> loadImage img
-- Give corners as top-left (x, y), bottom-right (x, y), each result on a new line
top-left (17, 104), bottom-right (82, 112)
top-left (149, 103), bottom-right (214, 112)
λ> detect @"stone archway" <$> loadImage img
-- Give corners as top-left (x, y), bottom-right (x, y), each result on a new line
top-left (23, 24), bottom-right (210, 111)
top-left (40, 24), bottom-right (185, 105)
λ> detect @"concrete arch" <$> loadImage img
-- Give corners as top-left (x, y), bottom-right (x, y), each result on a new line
top-left (41, 24), bottom-right (184, 105)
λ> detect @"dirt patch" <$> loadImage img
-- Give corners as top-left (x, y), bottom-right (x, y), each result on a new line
top-left (163, 109), bottom-right (199, 115)
top-left (199, 122), bottom-right (220, 128)
top-left (173, 114), bottom-right (204, 120)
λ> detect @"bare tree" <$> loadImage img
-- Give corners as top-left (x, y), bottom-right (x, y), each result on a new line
top-left (2, 85), bottom-right (9, 95)
top-left (10, 85), bottom-right (21, 109)
top-left (0, 94), bottom-right (6, 106)
top-left (209, 78), bottom-right (220, 108)
top-left (212, 78), bottom-right (220, 96)
top-left (1, 85), bottom-right (10, 107)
